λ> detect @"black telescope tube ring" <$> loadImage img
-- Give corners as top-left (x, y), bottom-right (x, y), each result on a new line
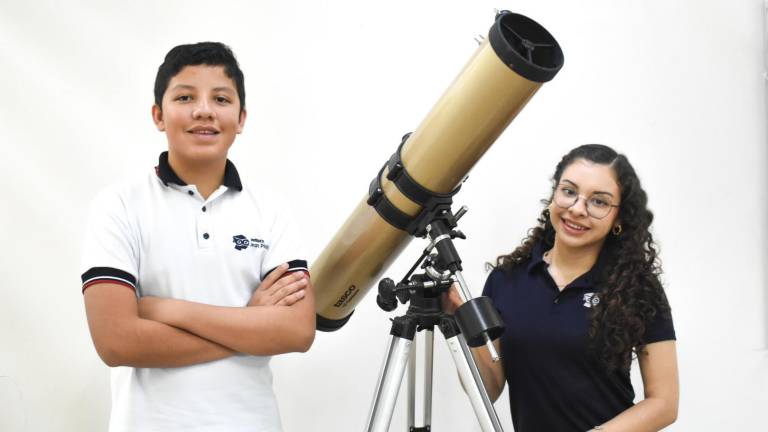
top-left (367, 163), bottom-right (413, 231)
top-left (489, 11), bottom-right (564, 83)
top-left (453, 296), bottom-right (505, 347)
top-left (316, 311), bottom-right (354, 332)
top-left (368, 143), bottom-right (462, 236)
top-left (385, 138), bottom-right (461, 209)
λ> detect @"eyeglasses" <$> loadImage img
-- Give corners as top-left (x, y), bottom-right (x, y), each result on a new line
top-left (553, 184), bottom-right (619, 220)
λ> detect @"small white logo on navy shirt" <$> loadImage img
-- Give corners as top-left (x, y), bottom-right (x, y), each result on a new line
top-left (583, 292), bottom-right (600, 308)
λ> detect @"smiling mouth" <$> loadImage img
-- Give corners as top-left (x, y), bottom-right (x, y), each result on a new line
top-left (187, 125), bottom-right (220, 135)
top-left (563, 219), bottom-right (589, 231)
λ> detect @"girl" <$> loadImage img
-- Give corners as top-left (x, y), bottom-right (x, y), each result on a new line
top-left (447, 144), bottom-right (678, 431)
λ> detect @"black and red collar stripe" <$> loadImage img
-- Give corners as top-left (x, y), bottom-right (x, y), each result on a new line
top-left (155, 151), bottom-right (243, 191)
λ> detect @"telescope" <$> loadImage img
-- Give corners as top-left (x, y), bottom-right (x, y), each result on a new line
top-left (311, 10), bottom-right (564, 332)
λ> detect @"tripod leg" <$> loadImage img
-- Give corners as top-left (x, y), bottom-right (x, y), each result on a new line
top-left (423, 329), bottom-right (434, 427)
top-left (407, 335), bottom-right (416, 429)
top-left (442, 322), bottom-right (504, 431)
top-left (407, 329), bottom-right (434, 431)
top-left (366, 318), bottom-right (417, 432)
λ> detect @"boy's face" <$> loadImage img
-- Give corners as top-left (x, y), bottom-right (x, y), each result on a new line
top-left (152, 65), bottom-right (246, 165)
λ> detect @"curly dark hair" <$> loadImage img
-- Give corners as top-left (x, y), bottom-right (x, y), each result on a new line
top-left (495, 144), bottom-right (671, 371)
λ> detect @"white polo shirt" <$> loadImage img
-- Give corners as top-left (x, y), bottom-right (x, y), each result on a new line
top-left (81, 152), bottom-right (307, 432)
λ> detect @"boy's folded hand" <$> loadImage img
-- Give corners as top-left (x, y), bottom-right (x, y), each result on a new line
top-left (248, 263), bottom-right (308, 307)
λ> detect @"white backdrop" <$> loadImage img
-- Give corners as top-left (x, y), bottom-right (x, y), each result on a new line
top-left (1, 0), bottom-right (766, 430)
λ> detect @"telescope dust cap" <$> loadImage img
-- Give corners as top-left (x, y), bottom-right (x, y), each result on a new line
top-left (489, 10), bottom-right (564, 82)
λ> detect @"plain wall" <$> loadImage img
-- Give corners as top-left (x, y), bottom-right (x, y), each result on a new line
top-left (1, 0), bottom-right (766, 430)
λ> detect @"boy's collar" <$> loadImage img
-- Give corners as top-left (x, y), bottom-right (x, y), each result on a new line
top-left (155, 151), bottom-right (243, 191)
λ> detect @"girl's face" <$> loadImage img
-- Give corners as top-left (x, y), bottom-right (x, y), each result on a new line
top-left (549, 159), bottom-right (621, 252)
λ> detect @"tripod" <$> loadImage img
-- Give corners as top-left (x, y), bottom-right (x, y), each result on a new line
top-left (365, 208), bottom-right (505, 432)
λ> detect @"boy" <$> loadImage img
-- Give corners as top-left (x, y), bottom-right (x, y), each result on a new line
top-left (81, 42), bottom-right (315, 432)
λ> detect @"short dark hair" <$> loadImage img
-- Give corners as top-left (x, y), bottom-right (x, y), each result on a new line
top-left (154, 42), bottom-right (245, 113)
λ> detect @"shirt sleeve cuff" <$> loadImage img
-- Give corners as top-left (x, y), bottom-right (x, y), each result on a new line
top-left (263, 259), bottom-right (309, 279)
top-left (81, 267), bottom-right (137, 294)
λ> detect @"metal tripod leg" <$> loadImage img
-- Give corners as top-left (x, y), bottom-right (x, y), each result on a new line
top-left (366, 311), bottom-right (501, 431)
top-left (443, 327), bottom-right (503, 431)
top-left (366, 317), bottom-right (417, 432)
top-left (407, 329), bottom-right (434, 431)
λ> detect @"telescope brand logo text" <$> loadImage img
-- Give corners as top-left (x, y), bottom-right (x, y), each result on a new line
top-left (232, 235), bottom-right (269, 251)
top-left (334, 285), bottom-right (358, 308)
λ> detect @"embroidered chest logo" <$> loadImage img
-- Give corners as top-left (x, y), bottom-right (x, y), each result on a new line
top-left (583, 292), bottom-right (600, 308)
top-left (232, 235), bottom-right (269, 251)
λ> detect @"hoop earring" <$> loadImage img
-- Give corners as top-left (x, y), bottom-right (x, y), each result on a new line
top-left (612, 224), bottom-right (622, 236)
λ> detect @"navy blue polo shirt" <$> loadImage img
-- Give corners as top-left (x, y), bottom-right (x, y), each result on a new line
top-left (483, 242), bottom-right (675, 432)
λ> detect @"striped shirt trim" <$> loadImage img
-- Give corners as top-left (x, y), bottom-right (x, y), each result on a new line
top-left (81, 267), bottom-right (137, 293)
top-left (264, 259), bottom-right (309, 279)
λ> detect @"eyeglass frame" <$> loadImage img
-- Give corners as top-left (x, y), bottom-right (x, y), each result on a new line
top-left (552, 183), bottom-right (620, 220)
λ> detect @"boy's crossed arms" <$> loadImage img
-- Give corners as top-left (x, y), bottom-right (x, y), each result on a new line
top-left (84, 263), bottom-right (314, 368)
